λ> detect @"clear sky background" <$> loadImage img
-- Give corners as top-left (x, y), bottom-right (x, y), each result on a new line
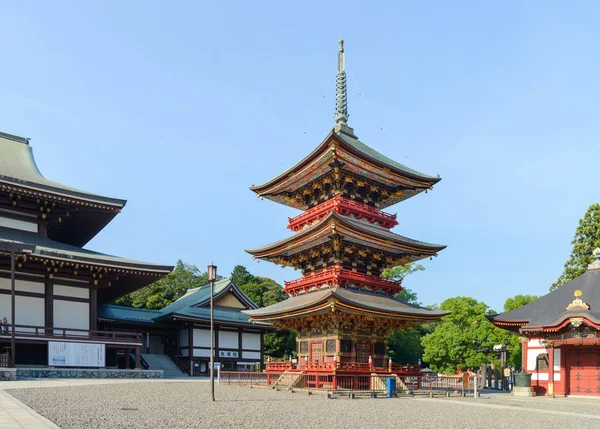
top-left (1, 1), bottom-right (599, 311)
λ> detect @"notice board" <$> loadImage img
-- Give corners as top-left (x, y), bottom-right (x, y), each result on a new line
top-left (48, 341), bottom-right (105, 367)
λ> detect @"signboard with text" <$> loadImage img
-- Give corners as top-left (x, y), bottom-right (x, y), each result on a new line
top-left (48, 342), bottom-right (105, 367)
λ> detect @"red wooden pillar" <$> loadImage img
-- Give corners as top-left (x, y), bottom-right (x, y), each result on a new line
top-left (332, 374), bottom-right (337, 390)
top-left (559, 347), bottom-right (567, 396)
top-left (547, 345), bottom-right (554, 397)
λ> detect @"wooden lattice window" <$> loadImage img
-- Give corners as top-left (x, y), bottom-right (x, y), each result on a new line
top-left (326, 340), bottom-right (336, 353)
top-left (536, 353), bottom-right (549, 370)
top-left (299, 342), bottom-right (308, 354)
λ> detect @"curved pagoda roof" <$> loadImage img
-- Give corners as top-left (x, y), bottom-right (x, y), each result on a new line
top-left (243, 286), bottom-right (448, 321)
top-left (489, 252), bottom-right (600, 332)
top-left (250, 128), bottom-right (440, 210)
top-left (246, 210), bottom-right (445, 264)
top-left (0, 131), bottom-right (126, 246)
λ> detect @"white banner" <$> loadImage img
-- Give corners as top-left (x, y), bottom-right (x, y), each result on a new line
top-left (48, 342), bottom-right (105, 367)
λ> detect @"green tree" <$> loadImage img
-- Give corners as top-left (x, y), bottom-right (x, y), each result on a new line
top-left (382, 263), bottom-right (425, 282)
top-left (381, 263), bottom-right (431, 364)
top-left (114, 260), bottom-right (207, 309)
top-left (230, 266), bottom-right (292, 359)
top-left (231, 265), bottom-right (256, 287)
top-left (502, 294), bottom-right (538, 369)
top-left (504, 294), bottom-right (538, 313)
top-left (421, 296), bottom-right (506, 374)
top-left (551, 203), bottom-right (600, 291)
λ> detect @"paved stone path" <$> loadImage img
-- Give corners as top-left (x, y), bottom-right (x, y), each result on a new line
top-left (0, 389), bottom-right (59, 428)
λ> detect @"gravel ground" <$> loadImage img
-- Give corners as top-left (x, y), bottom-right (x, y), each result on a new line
top-left (7, 382), bottom-right (600, 429)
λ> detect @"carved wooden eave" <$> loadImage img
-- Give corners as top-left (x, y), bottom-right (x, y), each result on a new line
top-left (250, 130), bottom-right (440, 210)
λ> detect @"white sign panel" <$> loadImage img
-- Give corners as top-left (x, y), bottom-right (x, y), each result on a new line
top-left (48, 342), bottom-right (105, 367)
top-left (219, 350), bottom-right (239, 358)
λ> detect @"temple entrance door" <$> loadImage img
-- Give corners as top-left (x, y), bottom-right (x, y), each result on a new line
top-left (566, 347), bottom-right (600, 396)
top-left (310, 342), bottom-right (323, 362)
top-left (356, 342), bottom-right (371, 363)
top-left (149, 335), bottom-right (164, 354)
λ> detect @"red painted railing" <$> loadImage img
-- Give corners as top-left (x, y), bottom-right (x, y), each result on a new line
top-left (0, 324), bottom-right (143, 344)
top-left (265, 361), bottom-right (294, 371)
top-left (219, 371), bottom-right (477, 396)
top-left (287, 196), bottom-right (398, 232)
top-left (283, 265), bottom-right (402, 295)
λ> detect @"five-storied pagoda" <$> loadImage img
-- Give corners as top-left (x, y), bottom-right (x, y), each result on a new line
top-left (244, 40), bottom-right (448, 376)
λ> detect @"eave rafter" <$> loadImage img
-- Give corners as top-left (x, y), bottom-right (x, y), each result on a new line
top-left (0, 252), bottom-right (165, 288)
top-left (0, 182), bottom-right (122, 213)
top-left (252, 132), bottom-right (438, 210)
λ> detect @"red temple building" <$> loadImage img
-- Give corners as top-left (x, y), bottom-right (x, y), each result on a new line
top-left (490, 248), bottom-right (600, 397)
top-left (244, 40), bottom-right (448, 377)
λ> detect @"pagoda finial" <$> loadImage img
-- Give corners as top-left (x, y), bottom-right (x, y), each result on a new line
top-left (589, 247), bottom-right (600, 270)
top-left (334, 38), bottom-right (350, 134)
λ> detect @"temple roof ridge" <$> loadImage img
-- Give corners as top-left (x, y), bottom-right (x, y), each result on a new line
top-left (0, 132), bottom-right (126, 208)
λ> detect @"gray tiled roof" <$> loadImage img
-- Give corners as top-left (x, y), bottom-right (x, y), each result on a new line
top-left (246, 211), bottom-right (446, 255)
top-left (336, 130), bottom-right (439, 181)
top-left (489, 269), bottom-right (600, 330)
top-left (250, 129), bottom-right (440, 193)
top-left (0, 228), bottom-right (172, 272)
top-left (100, 279), bottom-right (264, 327)
top-left (243, 286), bottom-right (449, 319)
top-left (0, 131), bottom-right (126, 207)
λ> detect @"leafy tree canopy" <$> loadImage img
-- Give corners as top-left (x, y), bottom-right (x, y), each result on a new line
top-left (551, 203), bottom-right (600, 291)
top-left (421, 296), bottom-right (508, 374)
top-left (501, 294), bottom-right (538, 369)
top-left (503, 294), bottom-right (538, 313)
top-left (382, 263), bottom-right (424, 306)
top-left (230, 265), bottom-right (291, 358)
top-left (114, 260), bottom-right (208, 309)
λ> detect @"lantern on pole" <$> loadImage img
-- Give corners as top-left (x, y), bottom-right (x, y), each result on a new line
top-left (207, 263), bottom-right (217, 401)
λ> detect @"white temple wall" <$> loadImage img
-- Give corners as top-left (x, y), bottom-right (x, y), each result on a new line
top-left (54, 285), bottom-right (90, 299)
top-left (242, 332), bottom-right (260, 350)
top-left (53, 300), bottom-right (89, 334)
top-left (0, 278), bottom-right (44, 293)
top-left (0, 215), bottom-right (38, 233)
top-left (219, 330), bottom-right (238, 349)
top-left (0, 295), bottom-right (44, 329)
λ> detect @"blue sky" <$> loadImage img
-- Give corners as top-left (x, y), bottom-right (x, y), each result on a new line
top-left (1, 1), bottom-right (599, 311)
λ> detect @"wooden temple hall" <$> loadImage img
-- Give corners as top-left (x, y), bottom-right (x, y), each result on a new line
top-left (490, 249), bottom-right (600, 397)
top-left (243, 40), bottom-right (448, 376)
top-left (0, 131), bottom-right (268, 374)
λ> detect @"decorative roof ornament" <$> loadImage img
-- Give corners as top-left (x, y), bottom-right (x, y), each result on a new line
top-left (588, 247), bottom-right (600, 270)
top-left (334, 39), bottom-right (355, 137)
top-left (566, 289), bottom-right (590, 311)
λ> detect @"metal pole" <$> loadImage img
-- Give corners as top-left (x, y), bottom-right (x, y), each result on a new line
top-left (10, 252), bottom-right (16, 366)
top-left (210, 278), bottom-right (215, 401)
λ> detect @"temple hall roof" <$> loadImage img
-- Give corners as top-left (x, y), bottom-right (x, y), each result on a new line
top-left (489, 259), bottom-right (600, 331)
top-left (0, 131), bottom-right (126, 246)
top-left (0, 131), bottom-right (126, 207)
top-left (0, 228), bottom-right (173, 302)
top-left (99, 279), bottom-right (270, 328)
top-left (243, 286), bottom-right (449, 321)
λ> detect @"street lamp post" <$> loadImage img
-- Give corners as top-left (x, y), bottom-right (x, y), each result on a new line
top-left (207, 264), bottom-right (217, 402)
